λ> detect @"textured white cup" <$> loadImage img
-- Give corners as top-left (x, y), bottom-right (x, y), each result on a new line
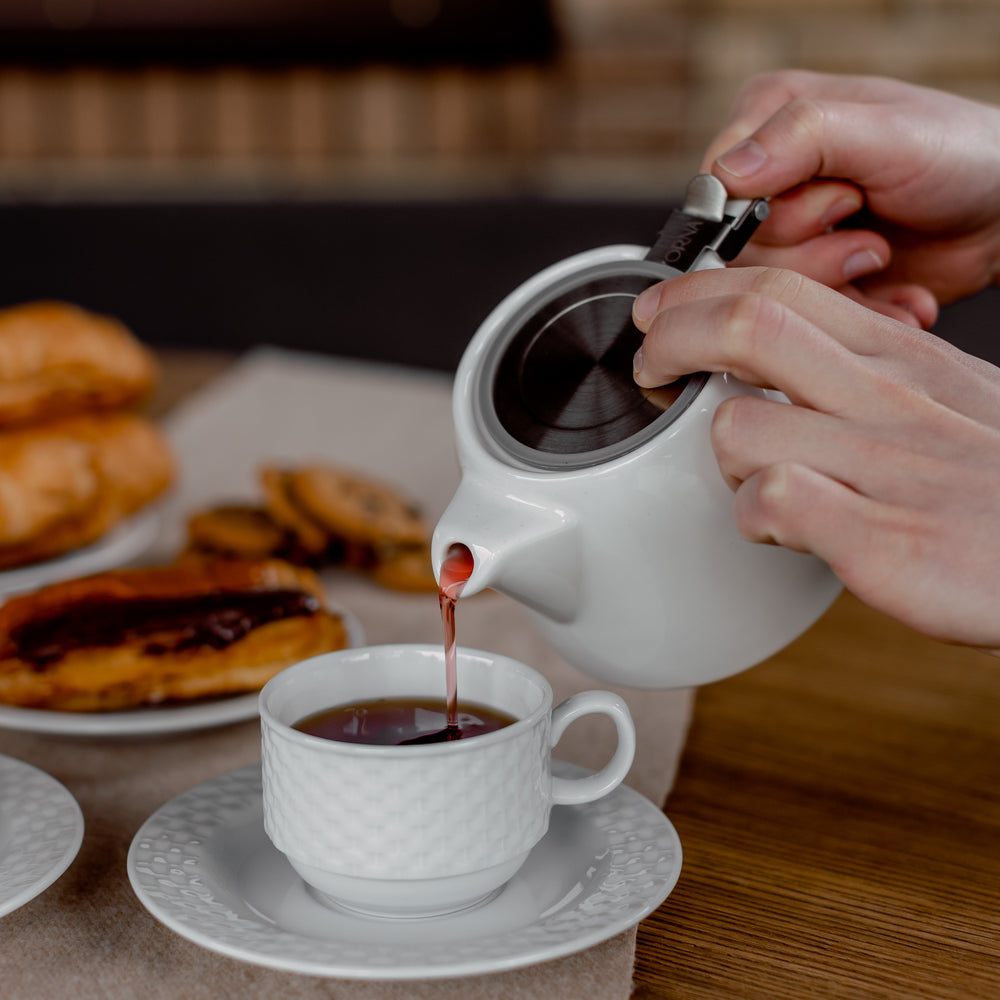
top-left (259, 643), bottom-right (636, 918)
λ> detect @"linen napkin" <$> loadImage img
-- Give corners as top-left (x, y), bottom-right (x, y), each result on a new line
top-left (0, 347), bottom-right (692, 999)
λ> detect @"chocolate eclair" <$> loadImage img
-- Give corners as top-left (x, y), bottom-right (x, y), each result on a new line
top-left (0, 558), bottom-right (348, 712)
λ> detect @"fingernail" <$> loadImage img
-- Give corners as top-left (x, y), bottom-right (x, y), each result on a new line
top-left (891, 298), bottom-right (923, 329)
top-left (821, 196), bottom-right (862, 231)
top-left (632, 347), bottom-right (644, 377)
top-left (843, 248), bottom-right (885, 282)
top-left (715, 139), bottom-right (768, 178)
top-left (633, 286), bottom-right (659, 323)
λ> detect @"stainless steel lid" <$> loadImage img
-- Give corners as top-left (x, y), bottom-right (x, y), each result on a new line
top-left (472, 176), bottom-right (767, 471)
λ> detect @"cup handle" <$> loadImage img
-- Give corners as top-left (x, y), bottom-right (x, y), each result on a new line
top-left (549, 690), bottom-right (637, 805)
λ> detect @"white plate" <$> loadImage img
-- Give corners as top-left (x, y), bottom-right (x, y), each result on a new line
top-left (0, 754), bottom-right (84, 917)
top-left (127, 761), bottom-right (682, 980)
top-left (0, 607), bottom-right (364, 738)
top-left (0, 508), bottom-right (162, 600)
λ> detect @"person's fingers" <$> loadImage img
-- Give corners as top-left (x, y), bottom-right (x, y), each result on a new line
top-left (733, 460), bottom-right (888, 551)
top-left (703, 75), bottom-right (929, 202)
top-left (699, 73), bottom-right (802, 171)
top-left (834, 287), bottom-right (925, 329)
top-left (631, 266), bottom-right (986, 421)
top-left (729, 459), bottom-right (1000, 645)
top-left (735, 231), bottom-right (938, 329)
top-left (844, 280), bottom-right (939, 329)
top-left (735, 231), bottom-right (890, 289)
top-left (632, 281), bottom-right (871, 412)
top-left (710, 395), bottom-right (954, 503)
top-left (862, 231), bottom-right (1000, 305)
top-left (698, 70), bottom-right (1000, 307)
top-left (697, 70), bottom-right (890, 170)
top-left (750, 180), bottom-right (865, 245)
top-left (632, 266), bottom-right (901, 381)
top-left (711, 106), bottom-right (898, 198)
top-left (729, 461), bottom-right (939, 624)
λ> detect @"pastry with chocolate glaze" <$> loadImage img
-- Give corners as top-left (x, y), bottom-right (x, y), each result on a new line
top-left (0, 558), bottom-right (349, 711)
top-left (0, 301), bottom-right (157, 428)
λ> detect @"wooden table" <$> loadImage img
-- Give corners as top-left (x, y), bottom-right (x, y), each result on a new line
top-left (153, 350), bottom-right (1000, 1000)
top-left (633, 578), bottom-right (1000, 999)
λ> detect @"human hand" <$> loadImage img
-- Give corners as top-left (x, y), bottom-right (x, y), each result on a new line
top-left (632, 265), bottom-right (1000, 649)
top-left (702, 71), bottom-right (1000, 328)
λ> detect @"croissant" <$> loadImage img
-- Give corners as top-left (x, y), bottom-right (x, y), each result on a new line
top-left (0, 558), bottom-right (348, 711)
top-left (0, 300), bottom-right (157, 428)
top-left (0, 412), bottom-right (175, 569)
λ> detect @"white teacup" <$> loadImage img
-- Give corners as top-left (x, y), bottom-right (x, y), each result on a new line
top-left (259, 643), bottom-right (636, 918)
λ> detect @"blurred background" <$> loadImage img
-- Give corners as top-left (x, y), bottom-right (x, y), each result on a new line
top-left (0, 0), bottom-right (997, 369)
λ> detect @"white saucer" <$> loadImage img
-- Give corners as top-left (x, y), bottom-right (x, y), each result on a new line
top-left (0, 508), bottom-right (161, 600)
top-left (0, 753), bottom-right (84, 917)
top-left (127, 760), bottom-right (682, 980)
top-left (0, 607), bottom-right (365, 738)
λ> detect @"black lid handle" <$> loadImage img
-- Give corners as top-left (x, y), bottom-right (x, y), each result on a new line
top-left (645, 174), bottom-right (768, 272)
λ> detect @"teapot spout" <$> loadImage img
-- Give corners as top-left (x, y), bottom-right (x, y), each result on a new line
top-left (432, 476), bottom-right (582, 623)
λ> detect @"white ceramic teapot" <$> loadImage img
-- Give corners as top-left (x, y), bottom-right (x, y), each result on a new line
top-left (432, 177), bottom-right (842, 688)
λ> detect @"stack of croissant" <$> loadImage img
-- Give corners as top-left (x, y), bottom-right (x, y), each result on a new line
top-left (0, 300), bottom-right (175, 570)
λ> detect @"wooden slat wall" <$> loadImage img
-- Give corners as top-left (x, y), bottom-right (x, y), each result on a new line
top-left (0, 0), bottom-right (997, 194)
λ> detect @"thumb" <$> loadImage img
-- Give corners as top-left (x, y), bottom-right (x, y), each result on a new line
top-left (709, 97), bottom-right (901, 200)
top-left (701, 71), bottom-right (931, 203)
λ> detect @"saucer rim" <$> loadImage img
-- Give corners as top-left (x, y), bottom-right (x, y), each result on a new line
top-left (0, 753), bottom-right (85, 918)
top-left (126, 760), bottom-right (682, 980)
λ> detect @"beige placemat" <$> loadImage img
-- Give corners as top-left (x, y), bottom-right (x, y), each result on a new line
top-left (0, 348), bottom-right (692, 999)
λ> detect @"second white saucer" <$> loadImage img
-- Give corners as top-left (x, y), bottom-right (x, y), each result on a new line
top-left (0, 754), bottom-right (84, 918)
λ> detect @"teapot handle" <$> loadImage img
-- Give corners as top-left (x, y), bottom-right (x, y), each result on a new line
top-left (549, 691), bottom-right (636, 805)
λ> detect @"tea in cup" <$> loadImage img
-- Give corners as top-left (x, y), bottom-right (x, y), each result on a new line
top-left (259, 643), bottom-right (636, 918)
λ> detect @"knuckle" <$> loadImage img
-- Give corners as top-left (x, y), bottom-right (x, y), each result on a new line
top-left (748, 265), bottom-right (807, 303)
top-left (734, 462), bottom-right (812, 548)
top-left (709, 399), bottom-right (737, 465)
top-left (731, 465), bottom-right (784, 544)
top-left (738, 70), bottom-right (781, 101)
top-left (754, 462), bottom-right (802, 516)
top-left (740, 68), bottom-right (803, 102)
top-left (715, 289), bottom-right (784, 365)
top-left (779, 95), bottom-right (828, 144)
top-left (709, 399), bottom-right (758, 485)
top-left (710, 395), bottom-right (755, 457)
